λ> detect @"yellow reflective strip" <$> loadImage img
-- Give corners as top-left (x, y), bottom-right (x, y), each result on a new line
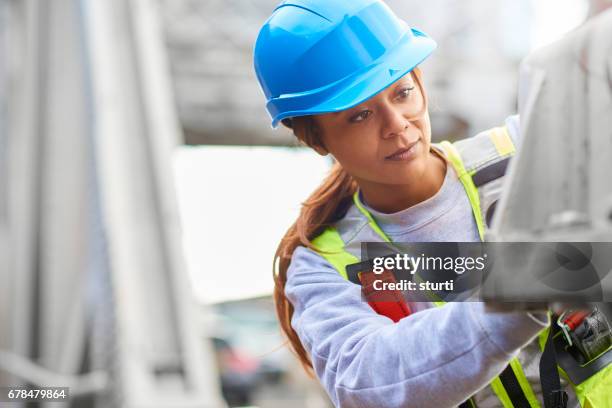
top-left (440, 141), bottom-right (486, 241)
top-left (490, 377), bottom-right (515, 408)
top-left (311, 227), bottom-right (358, 280)
top-left (490, 126), bottom-right (516, 157)
top-left (537, 314), bottom-right (552, 351)
top-left (537, 320), bottom-right (582, 405)
top-left (509, 358), bottom-right (542, 408)
top-left (352, 191), bottom-right (392, 243)
top-left (573, 363), bottom-right (612, 407)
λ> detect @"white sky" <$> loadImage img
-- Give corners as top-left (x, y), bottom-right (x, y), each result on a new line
top-left (173, 146), bottom-right (331, 304)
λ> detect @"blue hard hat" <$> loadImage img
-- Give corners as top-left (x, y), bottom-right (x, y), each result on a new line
top-left (253, 0), bottom-right (437, 128)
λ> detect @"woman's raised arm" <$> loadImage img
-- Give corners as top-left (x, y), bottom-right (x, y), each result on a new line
top-left (286, 245), bottom-right (548, 408)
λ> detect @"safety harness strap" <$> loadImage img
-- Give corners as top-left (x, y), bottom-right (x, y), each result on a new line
top-left (459, 398), bottom-right (477, 408)
top-left (540, 324), bottom-right (569, 408)
top-left (311, 227), bottom-right (358, 280)
top-left (498, 364), bottom-right (536, 408)
top-left (352, 193), bottom-right (392, 242)
top-left (472, 156), bottom-right (511, 187)
top-left (439, 141), bottom-right (486, 241)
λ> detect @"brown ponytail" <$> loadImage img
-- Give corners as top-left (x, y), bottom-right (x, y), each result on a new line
top-left (273, 68), bottom-right (425, 376)
top-left (272, 115), bottom-right (357, 376)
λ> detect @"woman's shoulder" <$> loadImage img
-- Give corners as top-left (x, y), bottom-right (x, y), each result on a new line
top-left (470, 114), bottom-right (520, 150)
top-left (284, 245), bottom-right (351, 307)
top-left (450, 114), bottom-right (520, 172)
top-left (458, 114), bottom-right (519, 145)
top-left (288, 245), bottom-right (338, 278)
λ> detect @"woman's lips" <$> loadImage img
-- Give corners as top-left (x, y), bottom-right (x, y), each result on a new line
top-left (385, 140), bottom-right (420, 161)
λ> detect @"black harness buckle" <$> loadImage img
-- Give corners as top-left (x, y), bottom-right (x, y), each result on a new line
top-left (550, 389), bottom-right (568, 408)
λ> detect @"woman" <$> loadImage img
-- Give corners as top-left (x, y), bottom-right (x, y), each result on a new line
top-left (253, 1), bottom-right (573, 407)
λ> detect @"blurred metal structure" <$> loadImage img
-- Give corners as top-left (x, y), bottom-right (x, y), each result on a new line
top-left (490, 8), bottom-right (612, 242)
top-left (161, 0), bottom-right (293, 146)
top-left (0, 0), bottom-right (225, 407)
top-left (487, 9), bottom-right (612, 318)
top-left (161, 0), bottom-right (535, 146)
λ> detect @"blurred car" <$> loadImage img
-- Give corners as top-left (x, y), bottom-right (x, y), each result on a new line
top-left (212, 336), bottom-right (260, 407)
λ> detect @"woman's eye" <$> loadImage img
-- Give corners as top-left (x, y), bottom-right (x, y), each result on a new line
top-left (396, 86), bottom-right (415, 100)
top-left (349, 110), bottom-right (371, 123)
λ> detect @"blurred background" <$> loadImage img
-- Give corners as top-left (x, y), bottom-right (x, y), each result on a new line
top-left (0, 0), bottom-right (610, 407)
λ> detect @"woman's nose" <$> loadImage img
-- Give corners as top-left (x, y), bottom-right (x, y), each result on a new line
top-left (381, 106), bottom-right (408, 139)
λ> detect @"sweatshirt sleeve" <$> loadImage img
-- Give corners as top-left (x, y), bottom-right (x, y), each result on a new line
top-left (285, 245), bottom-right (548, 408)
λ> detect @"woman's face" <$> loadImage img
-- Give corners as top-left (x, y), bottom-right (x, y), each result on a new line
top-left (313, 72), bottom-right (433, 186)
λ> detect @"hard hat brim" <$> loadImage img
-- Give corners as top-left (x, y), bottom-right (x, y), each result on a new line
top-left (269, 28), bottom-right (437, 128)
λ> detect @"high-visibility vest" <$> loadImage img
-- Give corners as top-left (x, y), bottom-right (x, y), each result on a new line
top-left (310, 125), bottom-right (612, 407)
